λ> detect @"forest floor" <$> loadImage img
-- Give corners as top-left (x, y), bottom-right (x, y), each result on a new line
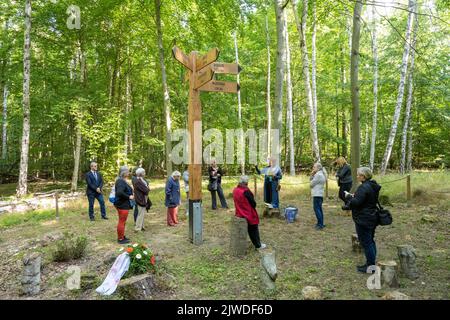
top-left (0, 171), bottom-right (449, 300)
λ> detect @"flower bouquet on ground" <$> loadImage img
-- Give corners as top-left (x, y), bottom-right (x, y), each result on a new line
top-left (119, 243), bottom-right (157, 277)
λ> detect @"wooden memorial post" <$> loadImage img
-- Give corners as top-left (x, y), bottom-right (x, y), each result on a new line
top-left (172, 46), bottom-right (241, 245)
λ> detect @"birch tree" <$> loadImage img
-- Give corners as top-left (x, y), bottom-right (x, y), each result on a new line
top-left (380, 0), bottom-right (415, 174)
top-left (265, 13), bottom-right (272, 153)
top-left (2, 83), bottom-right (7, 160)
top-left (292, 0), bottom-right (320, 162)
top-left (234, 31), bottom-right (245, 174)
top-left (273, 0), bottom-right (288, 160)
top-left (350, 0), bottom-right (363, 189)
top-left (369, 4), bottom-right (378, 171)
top-left (155, 0), bottom-right (172, 175)
top-left (17, 0), bottom-right (32, 197)
top-left (284, 10), bottom-right (295, 175)
top-left (311, 0), bottom-right (318, 118)
top-left (400, 5), bottom-right (418, 174)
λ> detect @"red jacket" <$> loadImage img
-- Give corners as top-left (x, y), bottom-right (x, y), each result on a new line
top-left (233, 185), bottom-right (259, 225)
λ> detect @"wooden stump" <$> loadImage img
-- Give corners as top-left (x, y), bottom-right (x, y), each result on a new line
top-left (230, 216), bottom-right (248, 257)
top-left (260, 249), bottom-right (277, 291)
top-left (117, 274), bottom-right (156, 300)
top-left (351, 234), bottom-right (363, 253)
top-left (377, 260), bottom-right (399, 288)
top-left (263, 207), bottom-right (281, 219)
top-left (397, 245), bottom-right (419, 279)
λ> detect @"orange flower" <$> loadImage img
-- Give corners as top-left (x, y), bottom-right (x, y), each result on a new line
top-left (150, 256), bottom-right (156, 265)
top-left (126, 247), bottom-right (134, 253)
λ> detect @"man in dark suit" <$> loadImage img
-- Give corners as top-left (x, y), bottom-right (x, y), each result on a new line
top-left (86, 161), bottom-right (107, 221)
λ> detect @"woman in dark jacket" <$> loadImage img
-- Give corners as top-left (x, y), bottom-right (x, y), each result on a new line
top-left (208, 159), bottom-right (228, 210)
top-left (343, 167), bottom-right (381, 273)
top-left (165, 171), bottom-right (181, 226)
top-left (335, 157), bottom-right (352, 204)
top-left (114, 166), bottom-right (134, 244)
top-left (132, 168), bottom-right (150, 232)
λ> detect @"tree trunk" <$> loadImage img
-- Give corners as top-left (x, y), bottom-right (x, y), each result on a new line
top-left (2, 84), bottom-right (7, 159)
top-left (350, 0), bottom-right (363, 191)
top-left (293, 0), bottom-right (320, 162)
top-left (311, 0), bottom-right (318, 118)
top-left (273, 0), bottom-right (287, 159)
top-left (400, 6), bottom-right (418, 174)
top-left (155, 0), bottom-right (172, 176)
top-left (380, 0), bottom-right (415, 174)
top-left (234, 31), bottom-right (245, 175)
top-left (17, 0), bottom-right (32, 198)
top-left (265, 14), bottom-right (272, 154)
top-left (284, 11), bottom-right (295, 176)
top-left (369, 4), bottom-right (378, 171)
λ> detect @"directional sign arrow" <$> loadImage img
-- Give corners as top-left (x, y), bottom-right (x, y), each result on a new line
top-left (196, 47), bottom-right (220, 71)
top-left (194, 67), bottom-right (215, 89)
top-left (198, 80), bottom-right (240, 94)
top-left (210, 62), bottom-right (242, 75)
top-left (172, 46), bottom-right (192, 70)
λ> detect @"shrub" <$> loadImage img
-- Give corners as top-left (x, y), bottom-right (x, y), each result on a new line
top-left (52, 232), bottom-right (88, 262)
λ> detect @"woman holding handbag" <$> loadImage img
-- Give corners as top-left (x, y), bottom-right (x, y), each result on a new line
top-left (132, 168), bottom-right (151, 232)
top-left (114, 166), bottom-right (134, 244)
top-left (208, 159), bottom-right (229, 210)
top-left (342, 167), bottom-right (382, 273)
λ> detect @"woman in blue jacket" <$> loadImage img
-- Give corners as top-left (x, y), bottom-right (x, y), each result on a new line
top-left (165, 171), bottom-right (181, 226)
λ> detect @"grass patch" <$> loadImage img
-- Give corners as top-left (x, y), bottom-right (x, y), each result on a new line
top-left (52, 232), bottom-right (88, 262)
top-left (0, 209), bottom-right (57, 228)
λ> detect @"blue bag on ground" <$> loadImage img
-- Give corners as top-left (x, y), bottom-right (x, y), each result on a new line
top-left (284, 206), bottom-right (298, 223)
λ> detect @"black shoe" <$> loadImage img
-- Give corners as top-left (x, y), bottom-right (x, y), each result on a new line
top-left (102, 216), bottom-right (109, 220)
top-left (357, 264), bottom-right (368, 273)
top-left (123, 236), bottom-right (130, 241)
top-left (118, 238), bottom-right (130, 244)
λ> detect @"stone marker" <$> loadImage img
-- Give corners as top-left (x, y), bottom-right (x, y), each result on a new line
top-left (21, 252), bottom-right (41, 295)
top-left (397, 245), bottom-right (420, 279)
top-left (229, 216), bottom-right (248, 257)
top-left (302, 286), bottom-right (322, 300)
top-left (260, 249), bottom-right (277, 291)
top-left (382, 291), bottom-right (410, 300)
top-left (377, 260), bottom-right (399, 288)
top-left (351, 234), bottom-right (363, 253)
top-left (117, 274), bottom-right (155, 300)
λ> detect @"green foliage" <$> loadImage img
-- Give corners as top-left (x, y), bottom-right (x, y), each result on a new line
top-left (0, 210), bottom-right (56, 228)
top-left (52, 232), bottom-right (88, 262)
top-left (122, 243), bottom-right (157, 277)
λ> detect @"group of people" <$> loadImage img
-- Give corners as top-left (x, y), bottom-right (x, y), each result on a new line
top-left (85, 155), bottom-right (382, 273)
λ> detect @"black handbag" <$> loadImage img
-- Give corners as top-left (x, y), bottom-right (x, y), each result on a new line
top-left (376, 201), bottom-right (393, 226)
top-left (208, 180), bottom-right (218, 191)
top-left (146, 197), bottom-right (152, 210)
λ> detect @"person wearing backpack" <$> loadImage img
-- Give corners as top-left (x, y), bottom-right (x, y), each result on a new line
top-left (114, 166), bottom-right (134, 244)
top-left (342, 167), bottom-right (381, 273)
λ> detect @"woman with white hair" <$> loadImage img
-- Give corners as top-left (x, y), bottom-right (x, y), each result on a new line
top-left (343, 167), bottom-right (381, 273)
top-left (310, 162), bottom-right (327, 230)
top-left (165, 171), bottom-right (182, 226)
top-left (114, 166), bottom-right (134, 244)
top-left (132, 168), bottom-right (150, 232)
top-left (232, 175), bottom-right (266, 249)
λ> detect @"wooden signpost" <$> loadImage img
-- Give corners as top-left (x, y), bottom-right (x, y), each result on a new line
top-left (172, 45), bottom-right (241, 245)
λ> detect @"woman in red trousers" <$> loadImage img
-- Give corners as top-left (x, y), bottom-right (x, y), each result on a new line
top-left (114, 166), bottom-right (134, 244)
top-left (165, 171), bottom-right (181, 226)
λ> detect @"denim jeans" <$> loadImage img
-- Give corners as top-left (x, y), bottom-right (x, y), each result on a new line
top-left (313, 196), bottom-right (324, 227)
top-left (355, 223), bottom-right (377, 266)
top-left (88, 193), bottom-right (106, 219)
top-left (211, 184), bottom-right (228, 209)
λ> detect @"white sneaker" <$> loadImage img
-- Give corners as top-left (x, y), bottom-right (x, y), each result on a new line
top-left (259, 243), bottom-right (267, 249)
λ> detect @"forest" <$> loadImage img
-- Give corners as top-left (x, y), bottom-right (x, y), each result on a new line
top-left (0, 0), bottom-right (448, 196)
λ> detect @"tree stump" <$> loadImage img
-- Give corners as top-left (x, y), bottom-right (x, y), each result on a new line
top-left (117, 274), bottom-right (156, 300)
top-left (229, 216), bottom-right (248, 257)
top-left (21, 252), bottom-right (41, 296)
top-left (263, 207), bottom-right (281, 218)
top-left (382, 291), bottom-right (410, 300)
top-left (260, 249), bottom-right (277, 291)
top-left (397, 245), bottom-right (419, 279)
top-left (377, 260), bottom-right (399, 288)
top-left (351, 234), bottom-right (363, 253)
top-left (302, 286), bottom-right (322, 300)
